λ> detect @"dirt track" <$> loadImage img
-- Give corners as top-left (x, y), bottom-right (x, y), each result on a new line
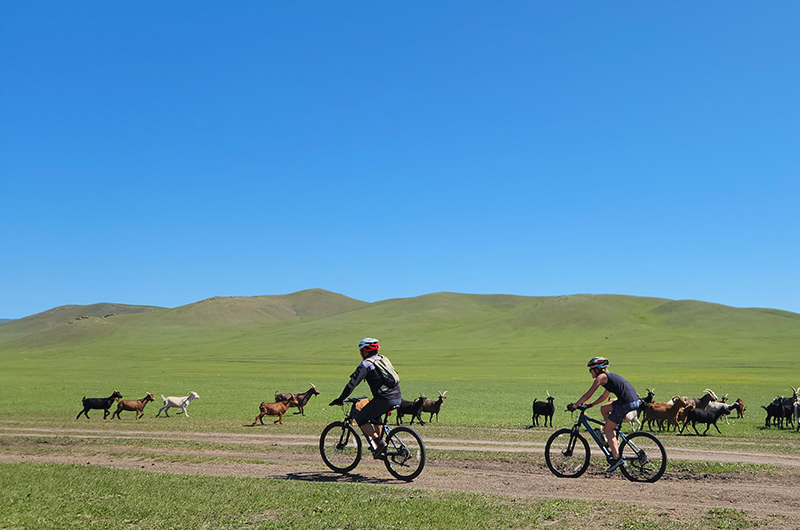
top-left (2, 426), bottom-right (800, 528)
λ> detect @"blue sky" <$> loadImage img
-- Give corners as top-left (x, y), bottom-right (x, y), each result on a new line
top-left (1, 3), bottom-right (798, 319)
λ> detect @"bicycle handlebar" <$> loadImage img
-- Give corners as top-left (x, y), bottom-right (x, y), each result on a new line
top-left (565, 403), bottom-right (592, 412)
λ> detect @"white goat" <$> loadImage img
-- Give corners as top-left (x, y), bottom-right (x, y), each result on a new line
top-left (156, 391), bottom-right (200, 417)
top-left (621, 409), bottom-right (641, 431)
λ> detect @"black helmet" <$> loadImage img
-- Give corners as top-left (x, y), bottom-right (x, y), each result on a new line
top-left (587, 356), bottom-right (609, 370)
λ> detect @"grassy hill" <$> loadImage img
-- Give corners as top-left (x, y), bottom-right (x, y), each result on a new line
top-left (1, 289), bottom-right (799, 427)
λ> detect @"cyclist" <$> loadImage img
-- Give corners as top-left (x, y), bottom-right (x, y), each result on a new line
top-left (329, 338), bottom-right (402, 457)
top-left (568, 356), bottom-right (640, 472)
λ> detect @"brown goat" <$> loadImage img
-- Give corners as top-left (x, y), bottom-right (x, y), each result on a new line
top-left (643, 397), bottom-right (687, 432)
top-left (111, 393), bottom-right (154, 420)
top-left (421, 391), bottom-right (447, 423)
top-left (274, 383), bottom-right (320, 416)
top-left (734, 397), bottom-right (746, 418)
top-left (252, 395), bottom-right (299, 425)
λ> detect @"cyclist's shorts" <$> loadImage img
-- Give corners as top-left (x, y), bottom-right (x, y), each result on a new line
top-left (355, 395), bottom-right (402, 426)
top-left (609, 399), bottom-right (640, 425)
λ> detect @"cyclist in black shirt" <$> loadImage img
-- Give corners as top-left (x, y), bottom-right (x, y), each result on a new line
top-left (329, 338), bottom-right (402, 457)
top-left (568, 356), bottom-right (640, 472)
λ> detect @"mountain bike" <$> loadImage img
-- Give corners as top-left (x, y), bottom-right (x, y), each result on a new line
top-left (320, 396), bottom-right (426, 481)
top-left (545, 404), bottom-right (667, 483)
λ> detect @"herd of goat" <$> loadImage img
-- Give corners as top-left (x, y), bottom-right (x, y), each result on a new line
top-left (75, 384), bottom-right (450, 426)
top-left (76, 384), bottom-right (800, 435)
top-left (531, 386), bottom-right (800, 435)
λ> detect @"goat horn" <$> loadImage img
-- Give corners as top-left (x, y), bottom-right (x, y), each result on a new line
top-left (546, 391), bottom-right (551, 397)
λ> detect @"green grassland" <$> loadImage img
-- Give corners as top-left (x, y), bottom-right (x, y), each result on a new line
top-left (1, 290), bottom-right (799, 529)
top-left (3, 462), bottom-right (760, 530)
top-left (1, 289), bottom-right (799, 434)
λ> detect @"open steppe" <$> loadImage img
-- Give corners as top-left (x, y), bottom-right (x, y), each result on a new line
top-left (2, 289), bottom-right (800, 528)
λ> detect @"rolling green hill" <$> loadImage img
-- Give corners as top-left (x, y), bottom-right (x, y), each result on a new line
top-left (1, 289), bottom-right (799, 426)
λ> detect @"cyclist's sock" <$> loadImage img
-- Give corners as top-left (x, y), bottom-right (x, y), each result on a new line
top-left (372, 439), bottom-right (386, 459)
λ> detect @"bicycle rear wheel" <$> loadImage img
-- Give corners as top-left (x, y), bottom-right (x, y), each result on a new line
top-left (545, 428), bottom-right (590, 478)
top-left (383, 426), bottom-right (426, 481)
top-left (320, 421), bottom-right (362, 473)
top-left (618, 431), bottom-right (667, 483)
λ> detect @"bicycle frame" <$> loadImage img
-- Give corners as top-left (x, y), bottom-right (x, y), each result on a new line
top-left (342, 397), bottom-right (392, 448)
top-left (574, 410), bottom-right (618, 457)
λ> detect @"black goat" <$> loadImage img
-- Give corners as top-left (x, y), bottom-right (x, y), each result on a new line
top-left (396, 397), bottom-right (425, 425)
top-left (679, 404), bottom-right (732, 435)
top-left (77, 390), bottom-right (123, 419)
top-left (532, 392), bottom-right (555, 427)
top-left (763, 388), bottom-right (798, 428)
top-left (636, 388), bottom-right (656, 422)
top-left (274, 383), bottom-right (320, 416)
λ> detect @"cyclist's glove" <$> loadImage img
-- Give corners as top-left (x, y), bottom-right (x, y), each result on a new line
top-left (329, 398), bottom-right (344, 407)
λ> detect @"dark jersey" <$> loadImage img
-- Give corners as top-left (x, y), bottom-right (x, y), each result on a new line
top-left (602, 372), bottom-right (638, 405)
top-left (337, 354), bottom-right (402, 402)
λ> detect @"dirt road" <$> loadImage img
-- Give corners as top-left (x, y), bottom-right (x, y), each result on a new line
top-left (2, 426), bottom-right (800, 528)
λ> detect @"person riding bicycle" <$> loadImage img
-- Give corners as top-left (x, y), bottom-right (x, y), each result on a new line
top-left (329, 337), bottom-right (402, 457)
top-left (568, 356), bottom-right (640, 472)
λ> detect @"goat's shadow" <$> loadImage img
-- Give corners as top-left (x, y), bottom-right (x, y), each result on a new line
top-left (280, 471), bottom-right (394, 485)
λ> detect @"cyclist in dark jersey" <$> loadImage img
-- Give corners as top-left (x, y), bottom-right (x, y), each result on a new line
top-left (568, 356), bottom-right (640, 472)
top-left (329, 338), bottom-right (402, 457)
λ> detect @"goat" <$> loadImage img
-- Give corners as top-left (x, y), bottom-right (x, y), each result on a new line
top-left (252, 395), bottom-right (299, 425)
top-left (635, 389), bottom-right (655, 422)
top-left (76, 390), bottom-right (123, 420)
top-left (532, 392), bottom-right (555, 427)
top-left (111, 393), bottom-right (155, 420)
top-left (420, 391), bottom-right (447, 423)
top-left (704, 394), bottom-right (737, 425)
top-left (679, 404), bottom-right (736, 436)
top-left (396, 397), bottom-right (425, 425)
top-left (621, 409), bottom-right (641, 432)
top-left (156, 391), bottom-right (200, 417)
top-left (734, 397), bottom-right (746, 419)
top-left (274, 383), bottom-right (320, 416)
top-left (643, 397), bottom-right (687, 432)
top-left (681, 389), bottom-right (718, 409)
top-left (795, 402), bottom-right (800, 432)
top-left (763, 387), bottom-right (799, 429)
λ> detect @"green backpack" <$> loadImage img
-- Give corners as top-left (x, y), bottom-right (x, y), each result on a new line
top-left (370, 355), bottom-right (400, 391)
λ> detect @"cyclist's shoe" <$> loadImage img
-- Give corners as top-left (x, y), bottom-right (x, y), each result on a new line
top-left (372, 440), bottom-right (387, 459)
top-left (606, 457), bottom-right (625, 473)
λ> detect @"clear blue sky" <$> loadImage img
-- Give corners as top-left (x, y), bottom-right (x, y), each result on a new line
top-left (1, 3), bottom-right (798, 319)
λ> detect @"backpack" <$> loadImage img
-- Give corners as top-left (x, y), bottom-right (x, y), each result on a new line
top-left (369, 355), bottom-right (400, 391)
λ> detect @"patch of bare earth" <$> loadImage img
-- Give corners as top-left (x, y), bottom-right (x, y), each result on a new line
top-left (2, 426), bottom-right (799, 528)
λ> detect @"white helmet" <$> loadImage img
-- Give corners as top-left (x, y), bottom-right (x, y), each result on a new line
top-left (358, 337), bottom-right (380, 352)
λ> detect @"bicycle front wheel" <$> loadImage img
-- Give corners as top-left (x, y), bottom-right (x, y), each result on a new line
top-left (320, 421), bottom-right (362, 473)
top-left (383, 426), bottom-right (426, 481)
top-left (618, 431), bottom-right (667, 483)
top-left (545, 428), bottom-right (590, 478)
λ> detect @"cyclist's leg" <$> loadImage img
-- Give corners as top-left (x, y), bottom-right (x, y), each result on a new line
top-left (355, 397), bottom-right (392, 449)
top-left (602, 400), bottom-right (619, 459)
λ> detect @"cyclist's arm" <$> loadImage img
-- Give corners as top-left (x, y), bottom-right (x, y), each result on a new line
top-left (331, 362), bottom-right (369, 405)
top-left (576, 377), bottom-right (605, 407)
top-left (589, 389), bottom-right (611, 407)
